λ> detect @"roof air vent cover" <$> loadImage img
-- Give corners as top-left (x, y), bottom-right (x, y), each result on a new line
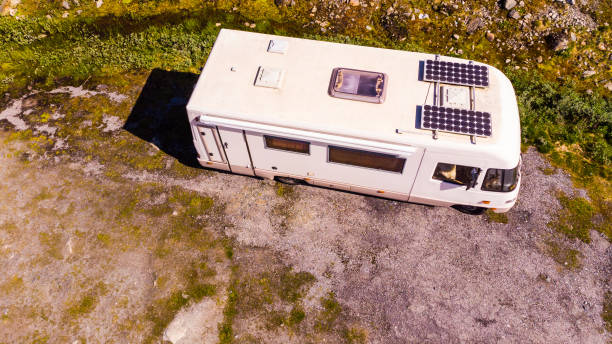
top-left (328, 68), bottom-right (387, 104)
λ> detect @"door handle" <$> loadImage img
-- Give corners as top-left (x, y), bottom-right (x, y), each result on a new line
top-left (224, 142), bottom-right (229, 149)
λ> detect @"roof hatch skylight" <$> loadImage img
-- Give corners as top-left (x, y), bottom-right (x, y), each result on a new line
top-left (328, 68), bottom-right (387, 104)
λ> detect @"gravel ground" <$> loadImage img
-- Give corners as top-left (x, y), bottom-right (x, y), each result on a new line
top-left (152, 147), bottom-right (610, 343)
top-left (1, 84), bottom-right (610, 342)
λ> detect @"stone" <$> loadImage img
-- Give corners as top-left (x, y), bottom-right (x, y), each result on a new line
top-left (570, 32), bottom-right (576, 41)
top-left (418, 13), bottom-right (429, 20)
top-left (504, 0), bottom-right (517, 10)
top-left (598, 42), bottom-right (606, 51)
top-left (163, 299), bottom-right (224, 344)
top-left (365, 25), bottom-right (372, 31)
top-left (508, 10), bottom-right (520, 20)
top-left (486, 31), bottom-right (495, 42)
top-left (582, 70), bottom-right (596, 78)
top-left (536, 56), bottom-right (543, 63)
top-left (62, 11), bottom-right (69, 17)
top-left (457, 49), bottom-right (463, 55)
top-left (386, 6), bottom-right (394, 15)
top-left (215, 22), bottom-right (221, 27)
top-left (605, 82), bottom-right (612, 91)
top-left (349, 0), bottom-right (359, 6)
top-left (466, 17), bottom-right (483, 34)
top-left (453, 34), bottom-right (460, 40)
top-left (95, 0), bottom-right (103, 8)
top-left (61, 0), bottom-right (70, 9)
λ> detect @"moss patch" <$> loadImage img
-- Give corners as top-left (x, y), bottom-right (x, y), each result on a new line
top-left (38, 231), bottom-right (63, 260)
top-left (544, 240), bottom-right (581, 270)
top-left (602, 292), bottom-right (612, 333)
top-left (315, 292), bottom-right (342, 332)
top-left (485, 210), bottom-right (509, 224)
top-left (0, 275), bottom-right (24, 294)
top-left (147, 283), bottom-right (216, 340)
top-left (548, 191), bottom-right (596, 243)
top-left (66, 282), bottom-right (108, 318)
top-left (344, 326), bottom-right (368, 344)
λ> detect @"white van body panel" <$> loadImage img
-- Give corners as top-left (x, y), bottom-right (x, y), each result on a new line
top-left (245, 131), bottom-right (424, 198)
top-left (217, 127), bottom-right (254, 176)
top-left (186, 29), bottom-right (522, 211)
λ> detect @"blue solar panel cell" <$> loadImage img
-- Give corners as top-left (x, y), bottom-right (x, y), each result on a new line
top-left (421, 105), bottom-right (492, 137)
top-left (424, 60), bottom-right (489, 88)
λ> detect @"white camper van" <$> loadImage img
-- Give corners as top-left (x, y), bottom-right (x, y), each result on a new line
top-left (186, 29), bottom-right (521, 214)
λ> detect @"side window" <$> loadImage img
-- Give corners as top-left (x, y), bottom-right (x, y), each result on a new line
top-left (432, 163), bottom-right (477, 186)
top-left (328, 146), bottom-right (405, 173)
top-left (264, 135), bottom-right (310, 154)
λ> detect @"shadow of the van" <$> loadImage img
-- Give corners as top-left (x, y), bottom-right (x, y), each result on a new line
top-left (123, 68), bottom-right (201, 168)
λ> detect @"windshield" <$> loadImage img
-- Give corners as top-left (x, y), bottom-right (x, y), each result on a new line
top-left (482, 164), bottom-right (520, 192)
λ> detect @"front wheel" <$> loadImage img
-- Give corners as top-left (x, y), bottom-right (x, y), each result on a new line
top-left (452, 204), bottom-right (486, 215)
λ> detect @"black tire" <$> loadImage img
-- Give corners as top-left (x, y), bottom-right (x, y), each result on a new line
top-left (452, 204), bottom-right (486, 215)
top-left (275, 176), bottom-right (303, 185)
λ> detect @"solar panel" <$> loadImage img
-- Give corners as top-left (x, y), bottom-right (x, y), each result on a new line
top-left (421, 105), bottom-right (492, 137)
top-left (424, 60), bottom-right (489, 88)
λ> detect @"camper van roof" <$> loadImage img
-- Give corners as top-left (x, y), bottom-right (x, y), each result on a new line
top-left (187, 29), bottom-right (521, 167)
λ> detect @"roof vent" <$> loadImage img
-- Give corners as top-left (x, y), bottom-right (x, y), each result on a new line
top-left (254, 66), bottom-right (284, 89)
top-left (328, 68), bottom-right (387, 104)
top-left (267, 39), bottom-right (288, 54)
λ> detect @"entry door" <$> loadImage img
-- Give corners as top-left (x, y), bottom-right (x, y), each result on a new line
top-left (217, 127), bottom-right (255, 176)
top-left (197, 126), bottom-right (225, 163)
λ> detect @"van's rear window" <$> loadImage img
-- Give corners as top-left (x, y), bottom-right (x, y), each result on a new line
top-left (328, 146), bottom-right (405, 173)
top-left (264, 135), bottom-right (310, 154)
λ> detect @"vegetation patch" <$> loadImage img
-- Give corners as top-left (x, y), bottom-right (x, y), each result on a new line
top-left (38, 231), bottom-right (64, 260)
top-left (315, 292), bottom-right (342, 332)
top-left (548, 191), bottom-right (596, 243)
top-left (485, 210), bottom-right (508, 224)
top-left (275, 182), bottom-right (295, 198)
top-left (544, 240), bottom-right (581, 270)
top-left (0, 275), bottom-right (24, 294)
top-left (147, 282), bottom-right (216, 340)
top-left (218, 276), bottom-right (238, 344)
top-left (344, 326), bottom-right (368, 344)
top-left (602, 292), bottom-right (612, 333)
top-left (66, 282), bottom-right (108, 318)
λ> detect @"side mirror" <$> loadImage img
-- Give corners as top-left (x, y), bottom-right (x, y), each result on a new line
top-left (466, 168), bottom-right (481, 190)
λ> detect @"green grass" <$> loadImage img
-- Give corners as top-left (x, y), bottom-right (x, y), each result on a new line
top-left (548, 191), bottom-right (596, 243)
top-left (344, 327), bottom-right (368, 344)
top-left (278, 269), bottom-right (316, 303)
top-left (603, 292), bottom-right (612, 332)
top-left (315, 292), bottom-right (342, 332)
top-left (66, 282), bottom-right (108, 318)
top-left (275, 182), bottom-right (295, 198)
top-left (218, 277), bottom-right (238, 344)
top-left (485, 210), bottom-right (508, 224)
top-left (544, 240), bottom-right (581, 270)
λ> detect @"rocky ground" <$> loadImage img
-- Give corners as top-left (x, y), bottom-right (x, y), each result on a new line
top-left (0, 77), bottom-right (610, 343)
top-left (0, 0), bottom-right (610, 343)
